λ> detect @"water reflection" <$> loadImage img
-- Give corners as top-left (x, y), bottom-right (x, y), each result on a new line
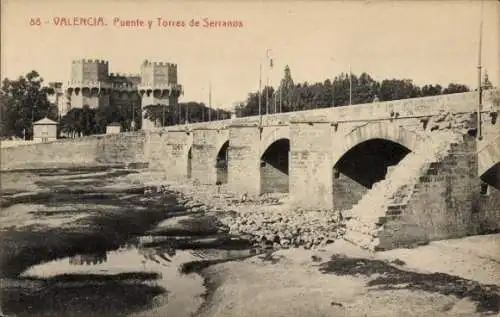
top-left (69, 252), bottom-right (108, 265)
top-left (66, 240), bottom-right (181, 271)
top-left (12, 246), bottom-right (206, 317)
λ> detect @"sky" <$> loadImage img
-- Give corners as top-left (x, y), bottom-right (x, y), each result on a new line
top-left (1, 0), bottom-right (499, 110)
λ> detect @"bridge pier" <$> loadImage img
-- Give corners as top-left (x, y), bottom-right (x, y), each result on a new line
top-left (228, 124), bottom-right (261, 196)
top-left (289, 122), bottom-right (334, 210)
top-left (190, 128), bottom-right (229, 185)
top-left (163, 129), bottom-right (192, 181)
top-left (144, 130), bottom-right (170, 172)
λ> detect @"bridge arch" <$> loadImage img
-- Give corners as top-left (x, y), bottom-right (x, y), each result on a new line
top-left (259, 126), bottom-right (290, 157)
top-left (260, 141), bottom-right (290, 194)
top-left (215, 140), bottom-right (229, 184)
top-left (185, 132), bottom-right (194, 179)
top-left (331, 123), bottom-right (422, 210)
top-left (333, 122), bottom-right (422, 165)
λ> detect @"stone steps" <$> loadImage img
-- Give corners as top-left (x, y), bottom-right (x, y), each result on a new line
top-left (342, 131), bottom-right (463, 250)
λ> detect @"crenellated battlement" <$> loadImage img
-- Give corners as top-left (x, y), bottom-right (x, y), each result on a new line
top-left (137, 83), bottom-right (182, 90)
top-left (141, 60), bottom-right (178, 68)
top-left (109, 72), bottom-right (141, 79)
top-left (72, 59), bottom-right (109, 65)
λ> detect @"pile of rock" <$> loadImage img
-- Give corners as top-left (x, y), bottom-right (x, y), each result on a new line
top-left (221, 209), bottom-right (345, 250)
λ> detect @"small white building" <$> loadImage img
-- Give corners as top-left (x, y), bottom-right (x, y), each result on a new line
top-left (106, 122), bottom-right (122, 134)
top-left (33, 117), bottom-right (58, 142)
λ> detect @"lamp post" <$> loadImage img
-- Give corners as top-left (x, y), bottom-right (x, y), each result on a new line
top-left (476, 0), bottom-right (484, 140)
top-left (258, 63), bottom-right (262, 128)
top-left (266, 49), bottom-right (273, 116)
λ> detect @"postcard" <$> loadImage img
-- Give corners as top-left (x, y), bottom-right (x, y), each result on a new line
top-left (1, 1), bottom-right (499, 316)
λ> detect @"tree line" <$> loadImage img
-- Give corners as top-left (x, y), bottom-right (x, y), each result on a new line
top-left (143, 102), bottom-right (232, 127)
top-left (234, 67), bottom-right (494, 117)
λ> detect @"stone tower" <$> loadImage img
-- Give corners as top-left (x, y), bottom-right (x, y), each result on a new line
top-left (66, 59), bottom-right (111, 109)
top-left (138, 60), bottom-right (183, 130)
top-left (47, 82), bottom-right (71, 117)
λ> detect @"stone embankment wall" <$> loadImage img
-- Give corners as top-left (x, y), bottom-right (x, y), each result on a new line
top-left (0, 132), bottom-right (145, 170)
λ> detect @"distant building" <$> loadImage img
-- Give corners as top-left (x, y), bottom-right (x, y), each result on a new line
top-left (33, 117), bottom-right (58, 142)
top-left (47, 82), bottom-right (70, 117)
top-left (64, 58), bottom-right (183, 131)
top-left (106, 122), bottom-right (122, 134)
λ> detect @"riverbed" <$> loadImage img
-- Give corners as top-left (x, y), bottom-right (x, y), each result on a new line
top-left (0, 165), bottom-right (251, 317)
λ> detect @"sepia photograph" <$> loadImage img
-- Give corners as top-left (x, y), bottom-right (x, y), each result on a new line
top-left (0, 0), bottom-right (499, 316)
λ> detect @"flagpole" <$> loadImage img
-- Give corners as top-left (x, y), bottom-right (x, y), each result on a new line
top-left (349, 65), bottom-right (352, 105)
top-left (279, 84), bottom-right (283, 113)
top-left (209, 80), bottom-right (212, 122)
top-left (477, 0), bottom-right (484, 140)
top-left (266, 76), bottom-right (269, 115)
top-left (259, 63), bottom-right (262, 128)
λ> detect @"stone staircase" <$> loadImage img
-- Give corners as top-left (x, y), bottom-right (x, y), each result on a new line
top-left (342, 131), bottom-right (464, 250)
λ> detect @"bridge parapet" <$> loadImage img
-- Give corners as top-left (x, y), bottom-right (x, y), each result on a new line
top-left (162, 90), bottom-right (500, 131)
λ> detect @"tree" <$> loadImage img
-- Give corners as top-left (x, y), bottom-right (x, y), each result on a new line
top-left (379, 79), bottom-right (420, 101)
top-left (442, 83), bottom-right (470, 94)
top-left (81, 105), bottom-right (97, 135)
top-left (277, 65), bottom-right (295, 112)
top-left (0, 71), bottom-right (52, 138)
top-left (60, 108), bottom-right (83, 138)
top-left (143, 104), bottom-right (172, 127)
top-left (420, 84), bottom-right (442, 97)
top-left (352, 73), bottom-right (379, 105)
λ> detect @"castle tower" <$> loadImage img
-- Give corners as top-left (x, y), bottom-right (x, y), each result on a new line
top-left (66, 59), bottom-right (111, 109)
top-left (108, 72), bottom-right (141, 125)
top-left (47, 82), bottom-right (70, 117)
top-left (138, 60), bottom-right (183, 130)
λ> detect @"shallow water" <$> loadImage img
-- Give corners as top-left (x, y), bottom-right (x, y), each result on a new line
top-left (0, 166), bottom-right (251, 317)
top-left (18, 246), bottom-right (206, 317)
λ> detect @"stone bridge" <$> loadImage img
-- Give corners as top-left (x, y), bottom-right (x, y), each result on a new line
top-left (2, 90), bottom-right (499, 250)
top-left (143, 90), bottom-right (500, 249)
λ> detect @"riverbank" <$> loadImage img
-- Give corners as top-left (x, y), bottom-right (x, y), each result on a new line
top-left (125, 172), bottom-right (500, 317)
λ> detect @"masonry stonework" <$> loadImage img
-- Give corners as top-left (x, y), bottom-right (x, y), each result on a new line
top-left (228, 125), bottom-right (261, 196)
top-left (0, 132), bottom-right (144, 170)
top-left (3, 90), bottom-right (499, 252)
top-left (190, 128), bottom-right (230, 185)
top-left (162, 129), bottom-right (192, 181)
top-left (289, 122), bottom-right (335, 210)
top-left (377, 135), bottom-right (500, 250)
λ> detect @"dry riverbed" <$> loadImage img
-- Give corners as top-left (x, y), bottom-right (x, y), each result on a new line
top-left (127, 171), bottom-right (500, 317)
top-left (0, 168), bottom-right (498, 317)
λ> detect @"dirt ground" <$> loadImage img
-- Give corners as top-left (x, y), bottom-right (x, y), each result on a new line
top-left (193, 237), bottom-right (499, 317)
top-left (130, 172), bottom-right (500, 317)
top-left (1, 169), bottom-right (499, 317)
